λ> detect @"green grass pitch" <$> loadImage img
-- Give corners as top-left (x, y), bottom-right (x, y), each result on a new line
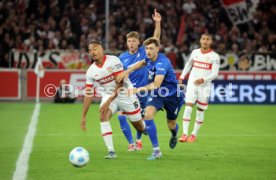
top-left (0, 103), bottom-right (275, 180)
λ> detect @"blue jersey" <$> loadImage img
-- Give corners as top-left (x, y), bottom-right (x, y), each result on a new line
top-left (145, 53), bottom-right (178, 97)
top-left (119, 46), bottom-right (148, 88)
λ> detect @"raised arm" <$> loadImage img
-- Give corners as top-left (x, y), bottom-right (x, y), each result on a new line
top-left (152, 9), bottom-right (161, 40)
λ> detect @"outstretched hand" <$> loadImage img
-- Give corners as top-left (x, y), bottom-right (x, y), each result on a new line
top-left (152, 9), bottom-right (161, 22)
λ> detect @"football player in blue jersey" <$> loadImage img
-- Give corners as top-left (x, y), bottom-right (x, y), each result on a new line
top-left (120, 37), bottom-right (184, 160)
top-left (115, 9), bottom-right (162, 152)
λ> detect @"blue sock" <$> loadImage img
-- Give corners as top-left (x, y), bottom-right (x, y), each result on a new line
top-left (136, 131), bottom-right (142, 141)
top-left (170, 123), bottom-right (179, 137)
top-left (145, 120), bottom-right (159, 148)
top-left (118, 115), bottom-right (134, 144)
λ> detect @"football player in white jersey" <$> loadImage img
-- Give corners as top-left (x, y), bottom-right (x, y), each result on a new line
top-left (178, 33), bottom-right (220, 143)
top-left (81, 41), bottom-right (147, 159)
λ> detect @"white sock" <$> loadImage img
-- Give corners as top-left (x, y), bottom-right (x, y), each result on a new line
top-left (192, 110), bottom-right (204, 136)
top-left (100, 121), bottom-right (114, 152)
top-left (183, 106), bottom-right (193, 135)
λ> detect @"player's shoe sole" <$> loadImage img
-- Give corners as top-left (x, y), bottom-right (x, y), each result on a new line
top-left (169, 136), bottom-right (178, 149)
top-left (187, 135), bottom-right (196, 143)
top-left (179, 134), bottom-right (188, 142)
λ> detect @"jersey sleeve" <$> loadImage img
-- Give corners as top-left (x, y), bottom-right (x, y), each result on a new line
top-left (203, 54), bottom-right (220, 82)
top-left (85, 71), bottom-right (95, 88)
top-left (179, 51), bottom-right (193, 80)
top-left (111, 56), bottom-right (124, 76)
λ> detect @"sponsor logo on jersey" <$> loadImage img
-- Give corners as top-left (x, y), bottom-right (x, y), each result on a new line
top-left (193, 60), bottom-right (212, 70)
top-left (106, 67), bottom-right (113, 73)
top-left (97, 74), bottom-right (114, 84)
top-left (157, 68), bottom-right (165, 71)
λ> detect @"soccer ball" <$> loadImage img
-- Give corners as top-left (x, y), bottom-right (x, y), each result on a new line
top-left (69, 147), bottom-right (90, 167)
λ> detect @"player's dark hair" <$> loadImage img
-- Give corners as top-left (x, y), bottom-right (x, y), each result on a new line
top-left (126, 31), bottom-right (140, 40)
top-left (201, 33), bottom-right (213, 40)
top-left (143, 37), bottom-right (160, 47)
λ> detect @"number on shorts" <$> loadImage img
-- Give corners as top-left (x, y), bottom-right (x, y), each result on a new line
top-left (133, 101), bottom-right (139, 109)
top-left (174, 107), bottom-right (179, 115)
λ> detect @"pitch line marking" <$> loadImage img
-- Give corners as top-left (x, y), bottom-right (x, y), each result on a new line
top-left (12, 103), bottom-right (41, 180)
top-left (36, 133), bottom-right (276, 137)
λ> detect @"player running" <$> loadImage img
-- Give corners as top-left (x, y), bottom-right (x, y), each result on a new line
top-left (81, 41), bottom-right (147, 159)
top-left (116, 9), bottom-right (161, 151)
top-left (178, 33), bottom-right (220, 143)
top-left (118, 37), bottom-right (184, 160)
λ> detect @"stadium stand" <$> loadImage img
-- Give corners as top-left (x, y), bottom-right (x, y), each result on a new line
top-left (0, 0), bottom-right (275, 68)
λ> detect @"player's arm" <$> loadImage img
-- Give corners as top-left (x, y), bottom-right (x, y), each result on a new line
top-left (179, 54), bottom-right (193, 84)
top-left (152, 9), bottom-right (161, 40)
top-left (203, 56), bottom-right (220, 82)
top-left (116, 60), bottom-right (146, 82)
top-left (135, 75), bottom-right (164, 93)
top-left (99, 78), bottom-right (123, 116)
top-left (133, 61), bottom-right (166, 93)
top-left (194, 56), bottom-right (220, 85)
top-left (81, 83), bottom-right (94, 131)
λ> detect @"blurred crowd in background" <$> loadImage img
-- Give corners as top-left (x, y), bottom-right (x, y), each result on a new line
top-left (0, 0), bottom-right (275, 68)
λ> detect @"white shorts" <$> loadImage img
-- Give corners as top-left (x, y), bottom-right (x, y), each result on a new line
top-left (100, 94), bottom-right (142, 122)
top-left (185, 81), bottom-right (211, 110)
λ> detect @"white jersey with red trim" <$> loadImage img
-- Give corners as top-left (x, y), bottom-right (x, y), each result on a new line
top-left (179, 48), bottom-right (220, 84)
top-left (85, 55), bottom-right (133, 96)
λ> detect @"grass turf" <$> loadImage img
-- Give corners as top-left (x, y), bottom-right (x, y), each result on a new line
top-left (0, 103), bottom-right (35, 180)
top-left (0, 103), bottom-right (275, 180)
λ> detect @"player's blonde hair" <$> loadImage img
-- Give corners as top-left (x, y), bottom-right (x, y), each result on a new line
top-left (126, 31), bottom-right (140, 40)
top-left (143, 37), bottom-right (160, 47)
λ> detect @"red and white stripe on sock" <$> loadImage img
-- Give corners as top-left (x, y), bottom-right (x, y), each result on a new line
top-left (100, 121), bottom-right (114, 152)
top-left (192, 110), bottom-right (204, 136)
top-left (183, 106), bottom-right (193, 135)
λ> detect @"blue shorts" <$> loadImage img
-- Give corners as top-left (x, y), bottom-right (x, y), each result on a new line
top-left (146, 92), bottom-right (184, 120)
top-left (137, 92), bottom-right (148, 118)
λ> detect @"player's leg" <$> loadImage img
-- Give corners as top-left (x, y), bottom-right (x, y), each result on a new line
top-left (179, 82), bottom-right (197, 142)
top-left (187, 86), bottom-right (210, 143)
top-left (118, 95), bottom-right (147, 151)
top-left (100, 96), bottom-right (117, 159)
top-left (164, 93), bottom-right (184, 148)
top-left (144, 105), bottom-right (162, 160)
top-left (187, 107), bottom-right (205, 143)
top-left (117, 111), bottom-right (136, 151)
top-left (179, 103), bottom-right (193, 142)
top-left (135, 94), bottom-right (148, 150)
